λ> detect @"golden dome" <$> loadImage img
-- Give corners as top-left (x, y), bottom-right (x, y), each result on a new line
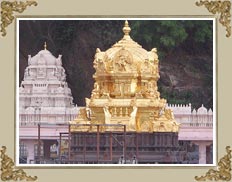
top-left (104, 21), bottom-right (150, 62)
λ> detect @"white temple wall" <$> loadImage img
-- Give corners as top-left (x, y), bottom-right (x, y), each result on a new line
top-left (167, 104), bottom-right (213, 124)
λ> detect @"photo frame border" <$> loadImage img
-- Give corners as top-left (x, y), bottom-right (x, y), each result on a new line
top-left (0, 0), bottom-right (231, 181)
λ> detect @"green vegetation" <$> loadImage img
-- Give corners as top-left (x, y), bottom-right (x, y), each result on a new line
top-left (130, 20), bottom-right (212, 57)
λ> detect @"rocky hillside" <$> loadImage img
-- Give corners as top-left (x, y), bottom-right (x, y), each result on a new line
top-left (19, 20), bottom-right (213, 110)
top-left (159, 52), bottom-right (213, 109)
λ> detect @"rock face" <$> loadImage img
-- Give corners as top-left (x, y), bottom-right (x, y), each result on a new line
top-left (70, 21), bottom-right (180, 133)
top-left (19, 45), bottom-right (78, 124)
top-left (158, 53), bottom-right (213, 109)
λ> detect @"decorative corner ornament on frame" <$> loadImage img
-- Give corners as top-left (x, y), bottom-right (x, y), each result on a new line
top-left (196, 0), bottom-right (231, 37)
top-left (195, 146), bottom-right (232, 181)
top-left (0, 0), bottom-right (37, 37)
top-left (0, 146), bottom-right (37, 181)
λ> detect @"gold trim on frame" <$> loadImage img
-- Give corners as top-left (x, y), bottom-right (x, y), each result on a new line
top-left (196, 0), bottom-right (231, 37)
top-left (195, 146), bottom-right (232, 181)
top-left (0, 0), bottom-right (37, 37)
top-left (0, 146), bottom-right (37, 181)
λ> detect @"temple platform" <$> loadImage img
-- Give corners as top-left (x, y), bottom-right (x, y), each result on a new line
top-left (70, 131), bottom-right (182, 164)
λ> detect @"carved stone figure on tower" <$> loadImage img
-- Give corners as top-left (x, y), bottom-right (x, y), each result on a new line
top-left (103, 105), bottom-right (112, 125)
top-left (114, 48), bottom-right (134, 72)
top-left (94, 48), bottom-right (106, 72)
top-left (91, 82), bottom-right (100, 98)
top-left (129, 106), bottom-right (138, 131)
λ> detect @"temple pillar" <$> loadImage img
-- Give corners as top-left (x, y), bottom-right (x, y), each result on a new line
top-left (193, 141), bottom-right (212, 164)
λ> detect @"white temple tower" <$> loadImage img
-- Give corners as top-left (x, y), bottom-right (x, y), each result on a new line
top-left (19, 43), bottom-right (78, 125)
top-left (18, 43), bottom-right (78, 164)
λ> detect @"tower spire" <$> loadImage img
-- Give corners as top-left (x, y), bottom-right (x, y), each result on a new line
top-left (122, 20), bottom-right (131, 37)
top-left (44, 41), bottom-right (47, 50)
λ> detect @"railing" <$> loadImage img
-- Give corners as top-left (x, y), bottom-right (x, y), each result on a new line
top-left (20, 121), bottom-right (213, 128)
top-left (180, 122), bottom-right (213, 128)
top-left (19, 121), bottom-right (70, 126)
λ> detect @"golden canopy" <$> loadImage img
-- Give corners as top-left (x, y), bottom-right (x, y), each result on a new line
top-left (70, 20), bottom-right (180, 133)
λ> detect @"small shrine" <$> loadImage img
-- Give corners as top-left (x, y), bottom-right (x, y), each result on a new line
top-left (69, 21), bottom-right (182, 164)
top-left (70, 21), bottom-right (180, 133)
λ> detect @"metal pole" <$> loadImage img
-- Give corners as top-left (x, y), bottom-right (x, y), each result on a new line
top-left (68, 124), bottom-right (71, 162)
top-left (123, 125), bottom-right (126, 164)
top-left (110, 132), bottom-right (112, 161)
top-left (38, 124), bottom-right (41, 164)
top-left (97, 125), bottom-right (100, 163)
top-left (59, 133), bottom-right (61, 162)
top-left (136, 132), bottom-right (139, 160)
top-left (84, 132), bottom-right (86, 163)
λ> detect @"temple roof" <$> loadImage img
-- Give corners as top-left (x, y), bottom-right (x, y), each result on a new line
top-left (29, 42), bottom-right (62, 66)
top-left (104, 21), bottom-right (150, 62)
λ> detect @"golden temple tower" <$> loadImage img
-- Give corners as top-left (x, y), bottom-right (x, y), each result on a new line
top-left (70, 21), bottom-right (180, 133)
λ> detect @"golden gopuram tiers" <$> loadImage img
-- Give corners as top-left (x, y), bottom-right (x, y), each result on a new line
top-left (70, 21), bottom-right (180, 133)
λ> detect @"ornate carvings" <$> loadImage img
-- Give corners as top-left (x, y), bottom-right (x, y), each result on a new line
top-left (70, 108), bottom-right (90, 132)
top-left (93, 48), bottom-right (107, 72)
top-left (114, 48), bottom-right (134, 72)
top-left (128, 106), bottom-right (138, 131)
top-left (195, 146), bottom-right (231, 181)
top-left (196, 0), bottom-right (231, 37)
top-left (103, 105), bottom-right (112, 125)
top-left (0, 0), bottom-right (37, 36)
top-left (0, 146), bottom-right (37, 181)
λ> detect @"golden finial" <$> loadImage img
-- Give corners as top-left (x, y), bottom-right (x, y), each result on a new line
top-left (123, 20), bottom-right (131, 36)
top-left (44, 41), bottom-right (47, 50)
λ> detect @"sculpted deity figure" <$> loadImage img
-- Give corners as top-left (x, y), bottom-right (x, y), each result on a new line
top-left (103, 105), bottom-right (112, 125)
top-left (38, 68), bottom-right (45, 77)
top-left (164, 109), bottom-right (174, 121)
top-left (141, 59), bottom-right (153, 73)
top-left (77, 108), bottom-right (89, 120)
top-left (85, 98), bottom-right (90, 108)
top-left (129, 106), bottom-right (138, 131)
top-left (114, 48), bottom-right (133, 72)
top-left (91, 82), bottom-right (100, 98)
top-left (163, 108), bottom-right (180, 132)
top-left (145, 81), bottom-right (156, 98)
top-left (171, 121), bottom-right (180, 132)
top-left (48, 68), bottom-right (55, 77)
top-left (101, 88), bottom-right (110, 98)
top-left (147, 48), bottom-right (159, 76)
top-left (94, 48), bottom-right (106, 72)
top-left (70, 108), bottom-right (90, 132)
top-left (61, 69), bottom-right (66, 81)
top-left (28, 55), bottom-right (32, 65)
top-left (24, 68), bottom-right (30, 78)
top-left (152, 108), bottom-right (179, 132)
top-left (116, 55), bottom-right (127, 71)
top-left (29, 69), bottom-right (36, 78)
top-left (149, 48), bottom-right (159, 63)
top-left (57, 55), bottom-right (62, 66)
top-left (153, 110), bottom-right (160, 120)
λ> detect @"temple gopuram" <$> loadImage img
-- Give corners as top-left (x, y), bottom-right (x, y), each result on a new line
top-left (69, 21), bottom-right (182, 164)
